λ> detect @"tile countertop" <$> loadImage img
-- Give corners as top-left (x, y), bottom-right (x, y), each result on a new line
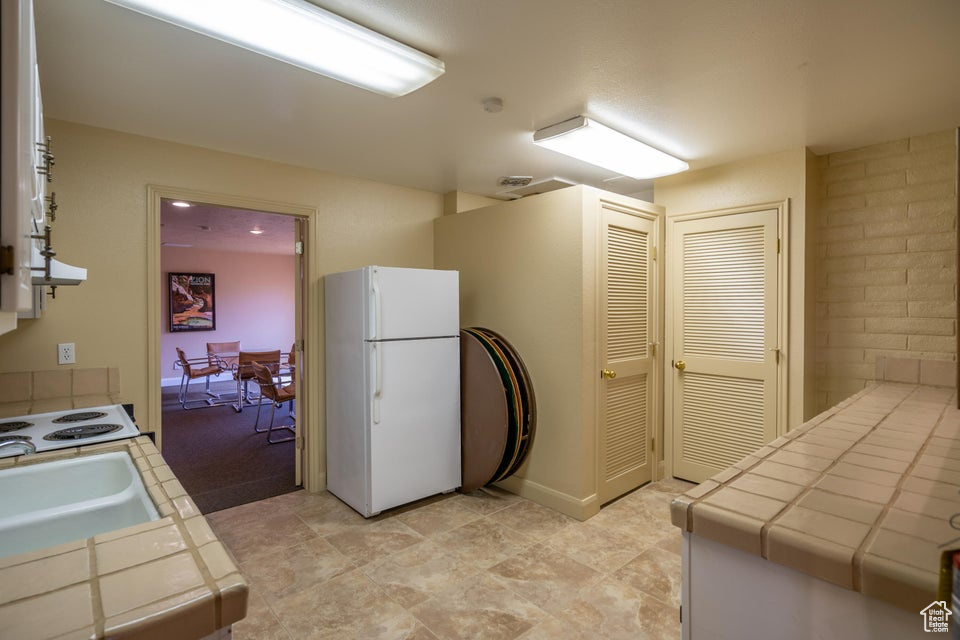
top-left (671, 382), bottom-right (959, 614)
top-left (0, 436), bottom-right (248, 640)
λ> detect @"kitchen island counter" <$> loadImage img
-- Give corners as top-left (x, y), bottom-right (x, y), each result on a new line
top-left (671, 382), bottom-right (958, 637)
top-left (0, 436), bottom-right (247, 639)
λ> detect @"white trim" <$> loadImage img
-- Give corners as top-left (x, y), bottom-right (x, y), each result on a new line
top-left (147, 185), bottom-right (320, 491)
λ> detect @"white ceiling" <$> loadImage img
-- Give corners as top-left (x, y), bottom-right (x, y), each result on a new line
top-left (33, 0), bottom-right (960, 251)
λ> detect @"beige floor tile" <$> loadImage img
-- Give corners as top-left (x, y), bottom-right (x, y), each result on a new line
top-left (487, 544), bottom-right (603, 614)
top-left (488, 500), bottom-right (576, 541)
top-left (213, 480), bottom-right (685, 639)
top-left (431, 518), bottom-right (534, 570)
top-left (231, 589), bottom-right (292, 640)
top-left (645, 478), bottom-right (697, 495)
top-left (207, 506), bottom-right (318, 563)
top-left (516, 616), bottom-right (599, 639)
top-left (410, 573), bottom-right (548, 640)
top-left (589, 498), bottom-right (677, 544)
top-left (270, 568), bottom-right (412, 639)
top-left (397, 496), bottom-right (484, 537)
top-left (655, 532), bottom-right (683, 555)
top-left (560, 576), bottom-right (680, 640)
top-left (325, 518), bottom-right (425, 566)
top-left (457, 485), bottom-right (525, 516)
top-left (544, 520), bottom-right (649, 575)
top-left (362, 540), bottom-right (480, 608)
top-left (612, 547), bottom-right (682, 607)
top-left (295, 494), bottom-right (384, 537)
top-left (239, 537), bottom-right (357, 602)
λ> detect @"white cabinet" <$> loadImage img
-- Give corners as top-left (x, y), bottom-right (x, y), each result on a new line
top-left (0, 0), bottom-right (44, 324)
top-left (1, 0), bottom-right (84, 334)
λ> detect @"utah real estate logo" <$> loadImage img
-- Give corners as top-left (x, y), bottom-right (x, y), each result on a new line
top-left (921, 601), bottom-right (951, 633)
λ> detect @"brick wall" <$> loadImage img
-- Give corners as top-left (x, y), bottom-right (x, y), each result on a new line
top-left (815, 130), bottom-right (957, 411)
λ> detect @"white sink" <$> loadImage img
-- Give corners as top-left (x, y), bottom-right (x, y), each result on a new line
top-left (0, 451), bottom-right (161, 558)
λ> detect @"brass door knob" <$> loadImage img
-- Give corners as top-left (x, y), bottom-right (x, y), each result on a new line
top-left (674, 360), bottom-right (686, 371)
top-left (601, 369), bottom-right (617, 379)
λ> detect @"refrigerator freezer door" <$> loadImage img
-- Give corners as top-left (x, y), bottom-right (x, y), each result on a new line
top-left (365, 267), bottom-right (459, 341)
top-left (367, 337), bottom-right (460, 515)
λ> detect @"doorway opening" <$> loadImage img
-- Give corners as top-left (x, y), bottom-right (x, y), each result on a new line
top-left (156, 195), bottom-right (307, 513)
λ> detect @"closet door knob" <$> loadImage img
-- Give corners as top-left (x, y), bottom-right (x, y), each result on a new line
top-left (674, 360), bottom-right (686, 371)
top-left (600, 369), bottom-right (617, 379)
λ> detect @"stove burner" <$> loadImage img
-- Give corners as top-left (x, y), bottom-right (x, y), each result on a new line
top-left (0, 421), bottom-right (33, 433)
top-left (52, 411), bottom-right (108, 424)
top-left (43, 424), bottom-right (123, 441)
top-left (0, 434), bottom-right (33, 443)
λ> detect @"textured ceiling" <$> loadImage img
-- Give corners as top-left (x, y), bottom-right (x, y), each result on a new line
top-left (160, 200), bottom-right (295, 255)
top-left (34, 0), bottom-right (960, 207)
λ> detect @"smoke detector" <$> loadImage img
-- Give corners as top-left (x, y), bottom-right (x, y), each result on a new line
top-left (497, 177), bottom-right (577, 200)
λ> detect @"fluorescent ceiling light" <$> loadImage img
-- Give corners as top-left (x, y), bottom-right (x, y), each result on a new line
top-left (533, 116), bottom-right (688, 179)
top-left (103, 0), bottom-right (445, 97)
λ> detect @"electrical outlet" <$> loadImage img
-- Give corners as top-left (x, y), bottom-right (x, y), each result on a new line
top-left (58, 342), bottom-right (75, 365)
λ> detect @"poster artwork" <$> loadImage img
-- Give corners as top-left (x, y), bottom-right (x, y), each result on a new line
top-left (169, 273), bottom-right (216, 332)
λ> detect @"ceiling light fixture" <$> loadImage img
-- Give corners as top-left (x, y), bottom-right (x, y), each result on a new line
top-left (249, 227), bottom-right (265, 235)
top-left (533, 116), bottom-right (688, 179)
top-left (170, 201), bottom-right (192, 208)
top-left (103, 0), bottom-right (445, 97)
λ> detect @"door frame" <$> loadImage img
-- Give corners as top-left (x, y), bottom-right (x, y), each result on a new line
top-left (662, 200), bottom-right (789, 480)
top-left (145, 184), bottom-right (322, 491)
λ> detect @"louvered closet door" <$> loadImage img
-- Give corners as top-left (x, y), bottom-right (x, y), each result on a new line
top-left (598, 206), bottom-right (657, 504)
top-left (671, 209), bottom-right (779, 483)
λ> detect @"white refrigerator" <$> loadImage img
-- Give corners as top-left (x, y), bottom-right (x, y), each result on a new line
top-left (324, 266), bottom-right (461, 517)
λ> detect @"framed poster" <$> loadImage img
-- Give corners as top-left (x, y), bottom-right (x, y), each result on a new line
top-left (169, 272), bottom-right (216, 332)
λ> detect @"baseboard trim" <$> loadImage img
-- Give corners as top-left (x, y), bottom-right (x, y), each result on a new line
top-left (494, 476), bottom-right (600, 521)
top-left (161, 372), bottom-right (234, 388)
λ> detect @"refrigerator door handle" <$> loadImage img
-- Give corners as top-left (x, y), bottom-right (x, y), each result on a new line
top-left (370, 269), bottom-right (382, 340)
top-left (372, 342), bottom-right (382, 424)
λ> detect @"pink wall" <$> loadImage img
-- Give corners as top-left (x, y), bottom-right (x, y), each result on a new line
top-left (160, 247), bottom-right (295, 383)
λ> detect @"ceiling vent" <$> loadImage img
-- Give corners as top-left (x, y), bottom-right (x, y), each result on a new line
top-left (497, 177), bottom-right (576, 200)
top-left (497, 176), bottom-right (533, 188)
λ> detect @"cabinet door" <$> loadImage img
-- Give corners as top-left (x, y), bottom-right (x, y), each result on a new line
top-left (598, 205), bottom-right (657, 504)
top-left (0, 0), bottom-right (41, 315)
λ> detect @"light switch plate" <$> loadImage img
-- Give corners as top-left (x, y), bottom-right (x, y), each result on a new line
top-left (58, 342), bottom-right (75, 365)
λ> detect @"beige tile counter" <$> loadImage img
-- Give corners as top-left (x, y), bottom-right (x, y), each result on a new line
top-left (0, 436), bottom-right (248, 639)
top-left (671, 382), bottom-right (958, 613)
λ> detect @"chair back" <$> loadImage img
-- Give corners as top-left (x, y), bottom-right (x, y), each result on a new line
top-left (251, 361), bottom-right (279, 401)
top-left (176, 347), bottom-right (193, 375)
top-left (235, 350), bottom-right (281, 381)
top-left (207, 341), bottom-right (241, 368)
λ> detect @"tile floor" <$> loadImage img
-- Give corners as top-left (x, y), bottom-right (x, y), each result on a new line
top-left (206, 478), bottom-right (695, 640)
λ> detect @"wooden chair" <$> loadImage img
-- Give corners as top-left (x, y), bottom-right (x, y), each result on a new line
top-left (231, 350), bottom-right (281, 412)
top-left (251, 360), bottom-right (296, 443)
top-left (175, 347), bottom-right (222, 409)
top-left (205, 341), bottom-right (240, 397)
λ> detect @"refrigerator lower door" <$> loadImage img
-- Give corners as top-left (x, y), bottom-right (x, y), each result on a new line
top-left (367, 337), bottom-right (460, 515)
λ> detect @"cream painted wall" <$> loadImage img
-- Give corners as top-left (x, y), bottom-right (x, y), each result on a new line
top-left (654, 147), bottom-right (814, 430)
top-left (435, 185), bottom-right (664, 520)
top-left (0, 120), bottom-right (443, 456)
top-left (160, 247), bottom-right (295, 381)
top-left (436, 187), bottom-right (591, 509)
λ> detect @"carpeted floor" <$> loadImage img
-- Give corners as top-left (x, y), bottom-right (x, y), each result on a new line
top-left (160, 381), bottom-right (298, 514)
